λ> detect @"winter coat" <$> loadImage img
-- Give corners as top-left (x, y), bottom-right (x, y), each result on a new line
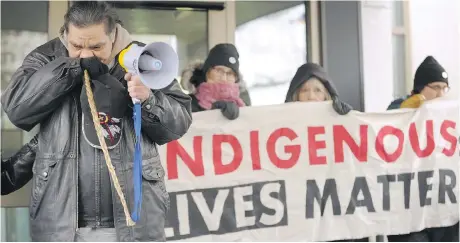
top-left (284, 63), bottom-right (338, 103)
top-left (0, 24), bottom-right (192, 241)
top-left (284, 63), bottom-right (353, 116)
top-left (1, 134), bottom-right (37, 195)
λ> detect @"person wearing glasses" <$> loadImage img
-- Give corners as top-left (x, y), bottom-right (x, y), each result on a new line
top-left (180, 43), bottom-right (250, 120)
top-left (386, 55), bottom-right (457, 241)
top-left (387, 56), bottom-right (450, 110)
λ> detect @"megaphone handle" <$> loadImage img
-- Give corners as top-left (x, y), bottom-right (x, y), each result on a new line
top-left (132, 98), bottom-right (141, 104)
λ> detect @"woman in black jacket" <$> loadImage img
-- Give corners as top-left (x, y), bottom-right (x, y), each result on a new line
top-left (285, 63), bottom-right (365, 242)
top-left (285, 62), bottom-right (352, 115)
top-left (180, 43), bottom-right (250, 120)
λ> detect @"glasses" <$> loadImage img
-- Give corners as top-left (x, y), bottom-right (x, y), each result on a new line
top-left (427, 85), bottom-right (450, 93)
top-left (211, 67), bottom-right (237, 81)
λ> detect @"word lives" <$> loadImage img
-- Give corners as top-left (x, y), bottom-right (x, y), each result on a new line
top-left (164, 180), bottom-right (287, 240)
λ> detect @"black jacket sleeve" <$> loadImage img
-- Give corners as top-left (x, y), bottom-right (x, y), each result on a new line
top-left (1, 134), bottom-right (38, 195)
top-left (140, 79), bottom-right (193, 145)
top-left (331, 96), bottom-right (353, 115)
top-left (1, 44), bottom-right (82, 131)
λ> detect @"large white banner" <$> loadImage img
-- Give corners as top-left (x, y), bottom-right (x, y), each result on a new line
top-left (159, 98), bottom-right (459, 242)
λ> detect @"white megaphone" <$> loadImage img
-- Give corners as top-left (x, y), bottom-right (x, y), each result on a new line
top-left (118, 42), bottom-right (179, 104)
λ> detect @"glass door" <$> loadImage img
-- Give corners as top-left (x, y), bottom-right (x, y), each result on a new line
top-left (113, 1), bottom-right (216, 87)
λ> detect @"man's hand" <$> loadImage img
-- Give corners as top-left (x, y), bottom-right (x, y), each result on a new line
top-left (80, 56), bottom-right (108, 79)
top-left (125, 73), bottom-right (151, 103)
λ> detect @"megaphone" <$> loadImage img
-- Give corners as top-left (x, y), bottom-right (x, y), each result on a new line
top-left (118, 42), bottom-right (179, 104)
top-left (117, 42), bottom-right (179, 224)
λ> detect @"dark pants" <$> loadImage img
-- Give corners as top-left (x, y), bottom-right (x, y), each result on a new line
top-left (387, 223), bottom-right (459, 242)
top-left (74, 228), bottom-right (117, 242)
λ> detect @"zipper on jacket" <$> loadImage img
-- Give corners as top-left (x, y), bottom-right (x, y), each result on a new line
top-left (93, 64), bottom-right (118, 229)
top-left (72, 65), bottom-right (118, 233)
top-left (95, 147), bottom-right (101, 228)
top-left (74, 95), bottom-right (80, 232)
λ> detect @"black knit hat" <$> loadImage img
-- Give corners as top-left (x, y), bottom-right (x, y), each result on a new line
top-left (202, 43), bottom-right (240, 76)
top-left (413, 56), bottom-right (449, 93)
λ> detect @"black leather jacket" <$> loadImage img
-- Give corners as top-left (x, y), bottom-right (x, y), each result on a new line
top-left (1, 38), bottom-right (193, 241)
top-left (1, 135), bottom-right (38, 196)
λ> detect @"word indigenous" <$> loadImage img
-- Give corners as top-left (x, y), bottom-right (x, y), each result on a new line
top-left (166, 120), bottom-right (457, 179)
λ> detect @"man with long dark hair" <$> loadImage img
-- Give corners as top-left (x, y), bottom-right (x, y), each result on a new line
top-left (1, 1), bottom-right (192, 241)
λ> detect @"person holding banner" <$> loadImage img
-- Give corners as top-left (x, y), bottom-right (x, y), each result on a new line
top-left (180, 43), bottom-right (250, 120)
top-left (385, 56), bottom-right (458, 241)
top-left (284, 63), bottom-right (353, 115)
top-left (387, 56), bottom-right (450, 110)
top-left (0, 1), bottom-right (192, 242)
top-left (284, 63), bottom-right (369, 242)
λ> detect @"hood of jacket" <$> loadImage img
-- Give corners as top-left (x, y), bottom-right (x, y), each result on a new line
top-left (180, 59), bottom-right (248, 95)
top-left (284, 63), bottom-right (338, 103)
top-left (59, 23), bottom-right (133, 68)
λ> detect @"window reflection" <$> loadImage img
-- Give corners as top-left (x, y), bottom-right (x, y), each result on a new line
top-left (236, 2), bottom-right (307, 106)
top-left (1, 30), bottom-right (49, 98)
top-left (0, 208), bottom-right (31, 242)
top-left (1, 1), bottom-right (48, 241)
top-left (116, 8), bottom-right (208, 82)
